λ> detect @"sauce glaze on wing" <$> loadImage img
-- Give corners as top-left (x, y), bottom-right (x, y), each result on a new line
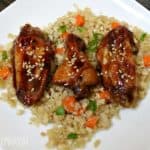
top-left (96, 26), bottom-right (137, 107)
top-left (12, 24), bottom-right (54, 106)
top-left (53, 34), bottom-right (98, 99)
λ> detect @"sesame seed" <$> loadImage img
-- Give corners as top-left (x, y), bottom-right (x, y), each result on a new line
top-left (80, 55), bottom-right (84, 58)
top-left (119, 69), bottom-right (122, 73)
top-left (118, 81), bottom-right (122, 85)
top-left (38, 55), bottom-right (42, 58)
top-left (111, 44), bottom-right (115, 47)
top-left (35, 74), bottom-right (39, 78)
top-left (119, 43), bottom-right (122, 48)
top-left (28, 78), bottom-right (33, 82)
top-left (71, 46), bottom-right (74, 50)
top-left (104, 71), bottom-right (108, 74)
top-left (31, 88), bottom-right (35, 92)
top-left (103, 57), bottom-right (107, 64)
top-left (113, 40), bottom-right (116, 44)
top-left (64, 83), bottom-right (69, 86)
top-left (81, 59), bottom-right (85, 62)
top-left (73, 66), bottom-right (77, 69)
top-left (45, 47), bottom-right (49, 51)
top-left (76, 69), bottom-right (79, 72)
top-left (67, 73), bottom-right (72, 76)
top-left (121, 74), bottom-right (125, 79)
top-left (20, 48), bottom-right (23, 52)
top-left (35, 62), bottom-right (38, 66)
top-left (19, 43), bottom-right (22, 47)
top-left (125, 79), bottom-right (129, 83)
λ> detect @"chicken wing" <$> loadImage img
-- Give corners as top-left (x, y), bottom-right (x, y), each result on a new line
top-left (53, 34), bottom-right (98, 99)
top-left (12, 24), bottom-right (54, 106)
top-left (96, 26), bottom-right (137, 107)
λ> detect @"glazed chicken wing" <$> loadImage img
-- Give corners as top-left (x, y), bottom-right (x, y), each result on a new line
top-left (12, 24), bottom-right (54, 106)
top-left (96, 26), bottom-right (137, 107)
top-left (53, 34), bottom-right (98, 99)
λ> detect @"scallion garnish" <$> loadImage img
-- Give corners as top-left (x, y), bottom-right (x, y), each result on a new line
top-left (140, 32), bottom-right (147, 41)
top-left (2, 51), bottom-right (8, 61)
top-left (87, 32), bottom-right (103, 52)
top-left (58, 25), bottom-right (67, 33)
top-left (87, 100), bottom-right (97, 112)
top-left (67, 133), bottom-right (78, 139)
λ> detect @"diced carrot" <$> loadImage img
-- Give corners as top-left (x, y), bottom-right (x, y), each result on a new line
top-left (55, 48), bottom-right (65, 54)
top-left (62, 96), bottom-right (84, 116)
top-left (61, 32), bottom-right (69, 39)
top-left (85, 116), bottom-right (98, 128)
top-left (111, 21), bottom-right (120, 29)
top-left (75, 14), bottom-right (85, 26)
top-left (143, 55), bottom-right (150, 67)
top-left (63, 96), bottom-right (76, 113)
top-left (0, 66), bottom-right (11, 80)
top-left (99, 90), bottom-right (110, 100)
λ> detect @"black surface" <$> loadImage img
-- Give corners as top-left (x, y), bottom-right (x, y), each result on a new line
top-left (0, 0), bottom-right (15, 11)
top-left (137, 0), bottom-right (150, 10)
top-left (0, 0), bottom-right (150, 12)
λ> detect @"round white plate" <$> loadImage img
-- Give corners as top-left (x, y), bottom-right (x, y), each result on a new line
top-left (0, 0), bottom-right (150, 150)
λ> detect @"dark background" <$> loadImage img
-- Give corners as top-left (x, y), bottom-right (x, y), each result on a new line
top-left (0, 0), bottom-right (150, 11)
top-left (137, 0), bottom-right (150, 9)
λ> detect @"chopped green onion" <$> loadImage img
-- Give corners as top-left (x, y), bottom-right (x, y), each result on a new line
top-left (140, 33), bottom-right (147, 41)
top-left (87, 100), bottom-right (97, 112)
top-left (87, 32), bottom-right (103, 52)
top-left (77, 26), bottom-right (86, 32)
top-left (2, 51), bottom-right (8, 61)
top-left (55, 106), bottom-right (65, 115)
top-left (58, 25), bottom-right (67, 33)
top-left (67, 133), bottom-right (78, 139)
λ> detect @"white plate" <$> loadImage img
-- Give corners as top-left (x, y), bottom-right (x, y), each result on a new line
top-left (0, 0), bottom-right (150, 150)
